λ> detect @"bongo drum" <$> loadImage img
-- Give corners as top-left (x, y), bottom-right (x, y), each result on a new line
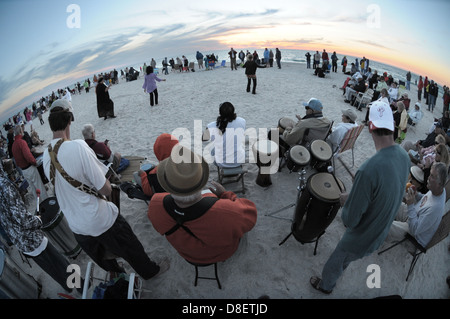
top-left (278, 117), bottom-right (296, 134)
top-left (286, 145), bottom-right (310, 172)
top-left (291, 172), bottom-right (344, 249)
top-left (252, 140), bottom-right (279, 187)
top-left (0, 249), bottom-right (41, 299)
top-left (39, 197), bottom-right (81, 259)
top-left (309, 140), bottom-right (332, 171)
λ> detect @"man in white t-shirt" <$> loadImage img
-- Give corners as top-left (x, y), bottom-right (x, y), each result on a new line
top-left (203, 102), bottom-right (246, 168)
top-left (43, 99), bottom-right (169, 280)
top-left (326, 108), bottom-right (358, 153)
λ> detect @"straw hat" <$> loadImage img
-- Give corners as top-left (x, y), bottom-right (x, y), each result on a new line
top-left (156, 144), bottom-right (209, 196)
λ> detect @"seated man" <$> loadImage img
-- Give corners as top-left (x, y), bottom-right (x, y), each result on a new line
top-left (386, 162), bottom-right (447, 247)
top-left (344, 77), bottom-right (366, 104)
top-left (147, 145), bottom-right (257, 264)
top-left (82, 124), bottom-right (129, 178)
top-left (391, 92), bottom-right (411, 111)
top-left (133, 133), bottom-right (179, 198)
top-left (280, 98), bottom-right (332, 151)
top-left (326, 108), bottom-right (358, 153)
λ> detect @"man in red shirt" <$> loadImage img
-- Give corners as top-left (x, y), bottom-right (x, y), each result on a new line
top-left (147, 144), bottom-right (257, 265)
top-left (12, 125), bottom-right (48, 204)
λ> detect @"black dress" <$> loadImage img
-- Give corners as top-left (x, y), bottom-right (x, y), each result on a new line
top-left (96, 82), bottom-right (115, 118)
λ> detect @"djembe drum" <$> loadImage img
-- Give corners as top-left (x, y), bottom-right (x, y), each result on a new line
top-left (252, 140), bottom-right (279, 187)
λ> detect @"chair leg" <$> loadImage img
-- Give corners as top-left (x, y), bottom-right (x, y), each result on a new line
top-left (377, 237), bottom-right (408, 255)
top-left (192, 263), bottom-right (221, 289)
top-left (406, 252), bottom-right (422, 281)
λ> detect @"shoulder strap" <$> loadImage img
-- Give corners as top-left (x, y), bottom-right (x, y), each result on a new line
top-left (162, 195), bottom-right (218, 238)
top-left (48, 139), bottom-right (105, 200)
top-left (147, 172), bottom-right (166, 194)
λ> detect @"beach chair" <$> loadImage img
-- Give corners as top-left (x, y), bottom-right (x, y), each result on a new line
top-left (300, 121), bottom-right (334, 149)
top-left (188, 62), bottom-right (195, 71)
top-left (332, 124), bottom-right (364, 178)
top-left (378, 210), bottom-right (450, 281)
top-left (215, 60), bottom-right (226, 68)
top-left (172, 64), bottom-right (180, 72)
top-left (354, 89), bottom-right (374, 109)
top-left (82, 261), bottom-right (149, 299)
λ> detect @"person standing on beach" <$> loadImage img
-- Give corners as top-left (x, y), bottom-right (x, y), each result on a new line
top-left (341, 56), bottom-right (347, 73)
top-left (269, 49), bottom-right (274, 67)
top-left (331, 51), bottom-right (338, 72)
top-left (310, 101), bottom-right (410, 294)
top-left (243, 54), bottom-right (266, 94)
top-left (142, 66), bottom-right (166, 106)
top-left (196, 51), bottom-right (204, 69)
top-left (229, 47), bottom-right (238, 71)
top-left (305, 52), bottom-right (311, 69)
top-left (275, 48), bottom-right (282, 69)
top-left (417, 76), bottom-right (423, 101)
top-left (43, 99), bottom-right (169, 281)
top-left (96, 77), bottom-right (116, 120)
top-left (313, 51), bottom-right (320, 69)
top-left (406, 71), bottom-right (412, 91)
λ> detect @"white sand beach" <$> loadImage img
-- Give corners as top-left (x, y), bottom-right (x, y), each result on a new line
top-left (8, 60), bottom-right (449, 301)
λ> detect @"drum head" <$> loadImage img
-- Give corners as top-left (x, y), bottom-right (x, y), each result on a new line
top-left (278, 117), bottom-right (295, 129)
top-left (39, 197), bottom-right (60, 226)
top-left (289, 145), bottom-right (310, 166)
top-left (252, 139), bottom-right (278, 158)
top-left (310, 140), bottom-right (332, 161)
top-left (307, 172), bottom-right (344, 202)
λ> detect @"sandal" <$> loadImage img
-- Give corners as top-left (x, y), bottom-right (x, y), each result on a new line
top-left (310, 276), bottom-right (332, 294)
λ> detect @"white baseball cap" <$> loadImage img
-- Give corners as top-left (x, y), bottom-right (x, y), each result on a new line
top-left (369, 101), bottom-right (394, 131)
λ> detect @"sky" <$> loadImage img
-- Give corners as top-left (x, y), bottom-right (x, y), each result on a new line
top-left (0, 0), bottom-right (449, 123)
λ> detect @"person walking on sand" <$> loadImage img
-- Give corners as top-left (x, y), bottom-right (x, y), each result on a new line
top-left (142, 66), bottom-right (166, 106)
top-left (275, 48), bottom-right (282, 69)
top-left (310, 101), bottom-right (410, 294)
top-left (243, 54), bottom-right (266, 94)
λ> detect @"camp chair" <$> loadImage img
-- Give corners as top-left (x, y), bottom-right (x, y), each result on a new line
top-left (172, 64), bottom-right (180, 72)
top-left (331, 124), bottom-right (364, 176)
top-left (354, 89), bottom-right (374, 109)
top-left (216, 164), bottom-right (247, 194)
top-left (215, 60), bottom-right (226, 68)
top-left (82, 261), bottom-right (149, 299)
top-left (300, 121), bottom-right (334, 148)
top-left (378, 210), bottom-right (450, 281)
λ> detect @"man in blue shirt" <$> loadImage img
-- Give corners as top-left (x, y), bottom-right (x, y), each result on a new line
top-left (310, 101), bottom-right (410, 294)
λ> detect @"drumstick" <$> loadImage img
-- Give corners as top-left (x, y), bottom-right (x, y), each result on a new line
top-left (36, 189), bottom-right (41, 214)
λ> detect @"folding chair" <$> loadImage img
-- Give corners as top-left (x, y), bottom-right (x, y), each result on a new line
top-left (354, 89), bottom-right (374, 109)
top-left (216, 164), bottom-right (247, 194)
top-left (82, 261), bottom-right (149, 299)
top-left (331, 124), bottom-right (364, 178)
top-left (378, 210), bottom-right (450, 281)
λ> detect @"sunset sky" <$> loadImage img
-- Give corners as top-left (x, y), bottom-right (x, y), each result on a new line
top-left (0, 0), bottom-right (449, 123)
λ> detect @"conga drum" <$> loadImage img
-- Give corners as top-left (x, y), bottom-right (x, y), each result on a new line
top-left (278, 117), bottom-right (296, 134)
top-left (39, 197), bottom-right (81, 259)
top-left (35, 155), bottom-right (49, 185)
top-left (252, 140), bottom-right (279, 187)
top-left (286, 145), bottom-right (310, 172)
top-left (0, 249), bottom-right (41, 299)
top-left (309, 140), bottom-right (332, 171)
top-left (291, 172), bottom-right (345, 252)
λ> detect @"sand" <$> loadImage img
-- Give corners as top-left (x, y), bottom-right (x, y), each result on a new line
top-left (9, 61), bottom-right (449, 301)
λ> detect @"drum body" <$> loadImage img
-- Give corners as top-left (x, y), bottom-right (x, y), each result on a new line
top-left (252, 140), bottom-right (279, 187)
top-left (35, 155), bottom-right (49, 185)
top-left (39, 197), bottom-right (81, 259)
top-left (309, 140), bottom-right (332, 171)
top-left (278, 117), bottom-right (296, 134)
top-left (286, 145), bottom-right (310, 172)
top-left (0, 249), bottom-right (40, 299)
top-left (292, 172), bottom-right (344, 243)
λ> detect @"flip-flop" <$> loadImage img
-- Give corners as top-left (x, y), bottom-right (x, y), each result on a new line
top-left (310, 276), bottom-right (332, 294)
top-left (119, 182), bottom-right (151, 201)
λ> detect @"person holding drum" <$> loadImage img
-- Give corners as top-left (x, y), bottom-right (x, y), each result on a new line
top-left (147, 144), bottom-right (257, 265)
top-left (0, 164), bottom-right (82, 295)
top-left (280, 98), bottom-right (332, 149)
top-left (326, 108), bottom-right (358, 153)
top-left (203, 102), bottom-right (246, 169)
top-left (310, 101), bottom-right (410, 294)
top-left (43, 99), bottom-right (169, 281)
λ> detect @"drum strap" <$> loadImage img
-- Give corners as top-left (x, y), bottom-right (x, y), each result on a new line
top-left (162, 195), bottom-right (218, 239)
top-left (48, 139), bottom-right (105, 200)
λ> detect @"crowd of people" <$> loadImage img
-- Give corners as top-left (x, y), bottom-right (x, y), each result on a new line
top-left (1, 47), bottom-right (449, 299)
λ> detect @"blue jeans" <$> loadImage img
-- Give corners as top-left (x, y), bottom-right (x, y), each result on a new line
top-left (428, 95), bottom-right (436, 111)
top-left (320, 244), bottom-right (361, 291)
